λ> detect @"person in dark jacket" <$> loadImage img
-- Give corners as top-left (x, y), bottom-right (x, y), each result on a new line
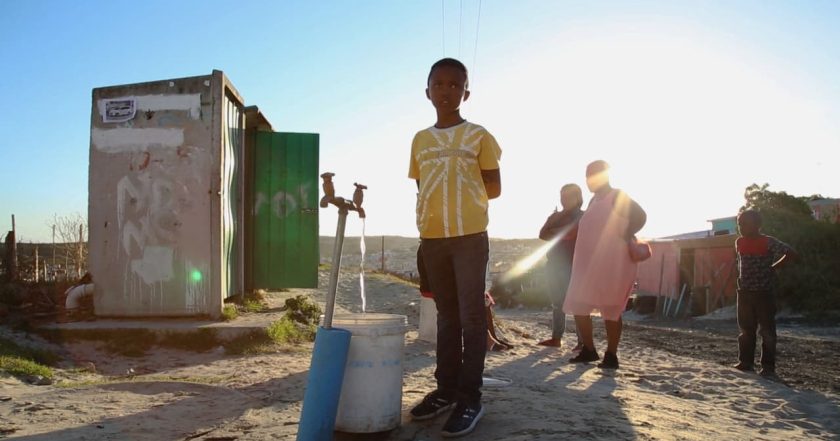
top-left (538, 183), bottom-right (584, 349)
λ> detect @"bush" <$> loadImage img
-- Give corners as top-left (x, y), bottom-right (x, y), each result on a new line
top-left (0, 335), bottom-right (59, 366)
top-left (0, 356), bottom-right (53, 379)
top-left (283, 295), bottom-right (322, 326)
top-left (221, 304), bottom-right (238, 321)
top-left (242, 299), bottom-right (266, 313)
top-left (267, 317), bottom-right (316, 345)
top-left (0, 335), bottom-right (57, 380)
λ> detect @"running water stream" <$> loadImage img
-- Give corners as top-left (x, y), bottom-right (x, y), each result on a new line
top-left (359, 218), bottom-right (367, 312)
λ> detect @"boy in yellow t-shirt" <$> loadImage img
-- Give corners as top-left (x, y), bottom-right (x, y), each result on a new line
top-left (407, 58), bottom-right (502, 438)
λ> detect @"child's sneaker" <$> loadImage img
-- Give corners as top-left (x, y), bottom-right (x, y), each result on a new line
top-left (732, 362), bottom-right (754, 372)
top-left (441, 402), bottom-right (484, 438)
top-left (410, 390), bottom-right (456, 421)
top-left (759, 367), bottom-right (777, 378)
top-left (598, 351), bottom-right (619, 369)
top-left (569, 346), bottom-right (600, 363)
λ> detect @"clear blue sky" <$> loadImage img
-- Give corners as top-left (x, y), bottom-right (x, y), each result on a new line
top-left (2, 0), bottom-right (839, 242)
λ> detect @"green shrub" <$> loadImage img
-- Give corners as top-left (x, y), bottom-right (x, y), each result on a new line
top-left (0, 356), bottom-right (53, 379)
top-left (0, 336), bottom-right (59, 365)
top-left (243, 299), bottom-right (266, 313)
top-left (267, 317), bottom-right (316, 345)
top-left (283, 295), bottom-right (322, 326)
top-left (0, 335), bottom-right (57, 380)
top-left (221, 304), bottom-right (238, 321)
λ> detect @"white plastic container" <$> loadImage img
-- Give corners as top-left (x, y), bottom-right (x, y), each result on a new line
top-left (325, 313), bottom-right (408, 433)
top-left (418, 297), bottom-right (437, 342)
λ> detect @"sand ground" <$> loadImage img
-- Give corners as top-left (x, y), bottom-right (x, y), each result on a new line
top-left (1, 269), bottom-right (839, 441)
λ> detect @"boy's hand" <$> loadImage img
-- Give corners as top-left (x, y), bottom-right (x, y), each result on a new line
top-left (481, 169), bottom-right (501, 199)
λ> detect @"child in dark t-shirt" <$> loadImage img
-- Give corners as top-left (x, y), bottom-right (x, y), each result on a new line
top-left (733, 209), bottom-right (797, 377)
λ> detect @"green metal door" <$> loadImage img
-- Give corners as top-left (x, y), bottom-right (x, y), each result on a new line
top-left (252, 132), bottom-right (319, 288)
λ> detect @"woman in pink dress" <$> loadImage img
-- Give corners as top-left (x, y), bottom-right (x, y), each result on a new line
top-left (563, 160), bottom-right (646, 369)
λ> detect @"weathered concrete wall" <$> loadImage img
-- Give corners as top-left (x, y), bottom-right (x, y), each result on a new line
top-left (89, 73), bottom-right (228, 317)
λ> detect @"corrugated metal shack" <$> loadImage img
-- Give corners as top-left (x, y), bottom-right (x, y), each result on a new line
top-left (636, 234), bottom-right (737, 316)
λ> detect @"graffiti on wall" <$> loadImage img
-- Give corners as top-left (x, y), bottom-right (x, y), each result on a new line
top-left (116, 170), bottom-right (178, 284)
top-left (106, 134), bottom-right (210, 312)
top-left (253, 182), bottom-right (314, 218)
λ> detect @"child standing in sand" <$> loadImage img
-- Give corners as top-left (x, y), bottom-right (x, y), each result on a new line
top-left (538, 183), bottom-right (584, 349)
top-left (733, 209), bottom-right (797, 377)
top-left (408, 57), bottom-right (502, 438)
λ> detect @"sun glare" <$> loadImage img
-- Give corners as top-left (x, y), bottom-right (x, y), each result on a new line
top-left (476, 21), bottom-right (837, 239)
top-left (498, 223), bottom-right (573, 284)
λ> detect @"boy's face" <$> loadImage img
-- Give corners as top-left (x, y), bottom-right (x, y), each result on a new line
top-left (737, 216), bottom-right (761, 236)
top-left (586, 170), bottom-right (609, 192)
top-left (426, 65), bottom-right (470, 112)
top-left (560, 189), bottom-right (579, 210)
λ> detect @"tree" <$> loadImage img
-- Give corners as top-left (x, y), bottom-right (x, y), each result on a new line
top-left (48, 213), bottom-right (88, 280)
top-left (741, 184), bottom-right (840, 314)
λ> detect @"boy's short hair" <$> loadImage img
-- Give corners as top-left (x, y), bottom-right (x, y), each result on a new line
top-left (428, 58), bottom-right (469, 89)
top-left (561, 183), bottom-right (584, 208)
top-left (738, 209), bottom-right (762, 225)
top-left (561, 183), bottom-right (581, 194)
top-left (586, 160), bottom-right (610, 177)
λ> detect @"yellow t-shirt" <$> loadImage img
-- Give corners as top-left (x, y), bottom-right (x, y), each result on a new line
top-left (408, 121), bottom-right (502, 239)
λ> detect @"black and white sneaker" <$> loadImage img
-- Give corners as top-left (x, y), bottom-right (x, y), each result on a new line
top-left (441, 402), bottom-right (484, 438)
top-left (410, 390), bottom-right (456, 421)
top-left (569, 346), bottom-right (600, 363)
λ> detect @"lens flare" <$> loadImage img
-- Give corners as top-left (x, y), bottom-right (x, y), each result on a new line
top-left (497, 223), bottom-right (575, 284)
top-left (190, 269), bottom-right (203, 283)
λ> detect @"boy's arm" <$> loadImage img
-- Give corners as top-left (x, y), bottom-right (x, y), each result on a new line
top-left (771, 240), bottom-right (799, 269)
top-left (481, 168), bottom-right (501, 199)
top-left (539, 212), bottom-right (561, 241)
top-left (771, 252), bottom-right (797, 269)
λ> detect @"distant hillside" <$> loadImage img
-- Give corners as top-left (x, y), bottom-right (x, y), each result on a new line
top-left (319, 235), bottom-right (544, 278)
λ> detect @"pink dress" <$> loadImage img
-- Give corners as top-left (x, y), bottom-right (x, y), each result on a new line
top-left (563, 189), bottom-right (637, 321)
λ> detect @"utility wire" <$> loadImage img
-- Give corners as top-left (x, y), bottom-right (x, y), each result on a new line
top-left (441, 0), bottom-right (446, 56)
top-left (459, 0), bottom-right (464, 58)
top-left (472, 0), bottom-right (482, 85)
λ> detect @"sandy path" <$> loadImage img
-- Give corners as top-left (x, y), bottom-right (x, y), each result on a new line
top-left (1, 271), bottom-right (838, 440)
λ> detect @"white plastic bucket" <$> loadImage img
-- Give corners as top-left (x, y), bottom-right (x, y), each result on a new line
top-left (418, 297), bottom-right (437, 342)
top-left (323, 313), bottom-right (408, 433)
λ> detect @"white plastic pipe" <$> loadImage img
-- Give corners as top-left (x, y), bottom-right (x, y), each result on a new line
top-left (65, 283), bottom-right (94, 309)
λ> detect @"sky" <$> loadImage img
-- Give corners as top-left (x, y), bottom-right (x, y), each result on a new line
top-left (1, 0), bottom-right (839, 243)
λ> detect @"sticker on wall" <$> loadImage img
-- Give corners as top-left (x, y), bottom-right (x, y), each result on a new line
top-left (103, 98), bottom-right (137, 123)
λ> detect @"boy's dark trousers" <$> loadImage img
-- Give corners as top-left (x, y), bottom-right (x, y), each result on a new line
top-left (421, 232), bottom-right (489, 406)
top-left (545, 257), bottom-right (572, 340)
top-left (736, 289), bottom-right (777, 369)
